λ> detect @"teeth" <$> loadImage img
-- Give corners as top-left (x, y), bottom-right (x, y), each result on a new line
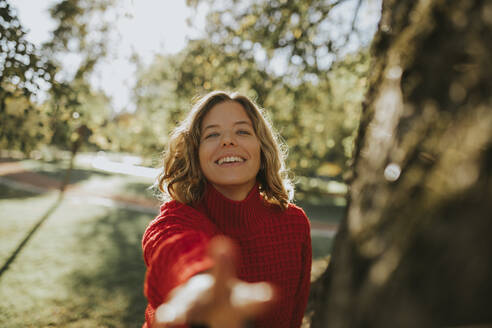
top-left (217, 156), bottom-right (244, 165)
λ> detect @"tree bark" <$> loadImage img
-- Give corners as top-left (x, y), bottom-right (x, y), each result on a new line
top-left (312, 0), bottom-right (492, 327)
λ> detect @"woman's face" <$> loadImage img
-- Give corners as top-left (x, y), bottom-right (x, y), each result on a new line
top-left (199, 101), bottom-right (261, 200)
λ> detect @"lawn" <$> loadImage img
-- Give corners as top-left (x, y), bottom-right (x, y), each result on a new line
top-left (0, 187), bottom-right (151, 327)
top-left (0, 158), bottom-right (341, 327)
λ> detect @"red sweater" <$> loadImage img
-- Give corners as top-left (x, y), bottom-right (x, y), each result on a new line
top-left (142, 184), bottom-right (312, 328)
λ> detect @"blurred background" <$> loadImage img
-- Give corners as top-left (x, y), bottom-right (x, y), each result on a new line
top-left (0, 0), bottom-right (381, 326)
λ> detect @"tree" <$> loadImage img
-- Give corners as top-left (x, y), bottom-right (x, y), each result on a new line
top-left (0, 0), bottom-right (115, 157)
top-left (186, 0), bottom-right (377, 75)
top-left (311, 0), bottom-right (492, 326)
top-left (44, 0), bottom-right (115, 154)
top-left (0, 0), bottom-right (56, 153)
top-left (180, 0), bottom-right (378, 176)
top-left (115, 0), bottom-right (378, 175)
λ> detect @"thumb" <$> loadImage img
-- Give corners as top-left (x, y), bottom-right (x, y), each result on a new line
top-left (208, 236), bottom-right (238, 295)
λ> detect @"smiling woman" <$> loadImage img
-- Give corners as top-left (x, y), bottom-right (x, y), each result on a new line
top-left (142, 91), bottom-right (312, 328)
top-left (199, 101), bottom-right (261, 201)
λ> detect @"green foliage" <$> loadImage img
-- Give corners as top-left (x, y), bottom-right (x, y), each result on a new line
top-left (0, 90), bottom-right (53, 153)
top-left (129, 43), bottom-right (369, 176)
top-left (188, 0), bottom-right (374, 76)
top-left (43, 0), bottom-right (116, 154)
top-left (2, 0), bottom-right (375, 178)
top-left (123, 0), bottom-right (373, 176)
top-left (44, 0), bottom-right (114, 59)
top-left (0, 0), bottom-right (56, 153)
top-left (48, 79), bottom-right (112, 152)
top-left (0, 0), bottom-right (55, 94)
top-left (0, 0), bottom-right (116, 156)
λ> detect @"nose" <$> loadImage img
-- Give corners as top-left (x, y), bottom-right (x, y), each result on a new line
top-left (221, 132), bottom-right (236, 146)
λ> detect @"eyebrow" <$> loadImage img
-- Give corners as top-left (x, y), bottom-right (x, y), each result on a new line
top-left (202, 120), bottom-right (252, 131)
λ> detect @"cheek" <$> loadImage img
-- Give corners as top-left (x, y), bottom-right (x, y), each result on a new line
top-left (199, 142), bottom-right (215, 168)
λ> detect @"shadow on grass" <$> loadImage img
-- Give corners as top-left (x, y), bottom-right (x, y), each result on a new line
top-left (33, 167), bottom-right (111, 185)
top-left (0, 184), bottom-right (41, 199)
top-left (0, 158), bottom-right (19, 164)
top-left (0, 196), bottom-right (62, 279)
top-left (66, 208), bottom-right (150, 327)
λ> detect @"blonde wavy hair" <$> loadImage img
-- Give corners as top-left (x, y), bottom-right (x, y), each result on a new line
top-left (157, 90), bottom-right (293, 210)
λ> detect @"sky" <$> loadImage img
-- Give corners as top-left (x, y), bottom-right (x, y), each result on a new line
top-left (12, 0), bottom-right (207, 112)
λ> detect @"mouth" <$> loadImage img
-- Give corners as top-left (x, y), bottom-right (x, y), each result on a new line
top-left (215, 156), bottom-right (246, 165)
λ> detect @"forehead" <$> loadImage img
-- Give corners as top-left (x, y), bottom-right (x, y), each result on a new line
top-left (201, 101), bottom-right (252, 129)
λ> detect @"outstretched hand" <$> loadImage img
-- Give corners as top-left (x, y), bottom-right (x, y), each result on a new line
top-left (153, 236), bottom-right (275, 328)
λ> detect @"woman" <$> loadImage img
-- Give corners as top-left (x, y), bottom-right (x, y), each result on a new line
top-left (142, 91), bottom-right (312, 328)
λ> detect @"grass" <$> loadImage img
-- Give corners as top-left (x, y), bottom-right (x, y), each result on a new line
top-left (0, 189), bottom-right (151, 327)
top-left (0, 191), bottom-right (59, 265)
top-left (0, 158), bottom-right (342, 327)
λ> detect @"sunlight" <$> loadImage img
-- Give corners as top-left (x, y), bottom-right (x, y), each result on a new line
top-left (12, 0), bottom-right (208, 112)
top-left (90, 153), bottom-right (159, 178)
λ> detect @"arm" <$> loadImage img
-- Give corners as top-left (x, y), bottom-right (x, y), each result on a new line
top-left (291, 221), bottom-right (312, 328)
top-left (144, 226), bottom-right (214, 309)
top-left (143, 205), bottom-right (216, 309)
top-left (143, 205), bottom-right (274, 328)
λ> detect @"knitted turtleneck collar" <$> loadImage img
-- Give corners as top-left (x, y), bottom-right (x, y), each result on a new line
top-left (200, 182), bottom-right (268, 232)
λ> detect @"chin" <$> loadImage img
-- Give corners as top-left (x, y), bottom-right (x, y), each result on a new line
top-left (215, 180), bottom-right (252, 187)
top-left (213, 178), bottom-right (256, 187)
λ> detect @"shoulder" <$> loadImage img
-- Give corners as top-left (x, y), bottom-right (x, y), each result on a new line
top-left (159, 199), bottom-right (192, 216)
top-left (143, 200), bottom-right (216, 243)
top-left (284, 203), bottom-right (309, 222)
top-left (142, 200), bottom-right (217, 264)
top-left (276, 203), bottom-right (311, 234)
top-left (286, 204), bottom-right (311, 245)
top-left (155, 200), bottom-right (211, 226)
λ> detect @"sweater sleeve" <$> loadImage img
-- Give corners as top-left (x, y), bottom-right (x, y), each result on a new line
top-left (142, 202), bottom-right (217, 310)
top-left (291, 216), bottom-right (312, 328)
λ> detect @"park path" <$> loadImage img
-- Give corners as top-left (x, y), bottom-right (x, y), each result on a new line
top-left (0, 160), bottom-right (338, 236)
top-left (0, 159), bottom-right (160, 212)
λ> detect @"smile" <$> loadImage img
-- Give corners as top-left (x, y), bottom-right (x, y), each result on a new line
top-left (215, 156), bottom-right (246, 165)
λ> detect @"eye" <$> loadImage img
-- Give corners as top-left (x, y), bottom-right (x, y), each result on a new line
top-left (237, 129), bottom-right (251, 135)
top-left (204, 132), bottom-right (219, 139)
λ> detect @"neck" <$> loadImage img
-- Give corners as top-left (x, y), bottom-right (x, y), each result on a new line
top-left (211, 181), bottom-right (256, 201)
top-left (200, 181), bottom-right (266, 232)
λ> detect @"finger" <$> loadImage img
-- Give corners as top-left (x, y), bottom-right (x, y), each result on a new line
top-left (208, 236), bottom-right (238, 290)
top-left (155, 303), bottom-right (187, 326)
top-left (155, 274), bottom-right (215, 326)
top-left (230, 281), bottom-right (276, 318)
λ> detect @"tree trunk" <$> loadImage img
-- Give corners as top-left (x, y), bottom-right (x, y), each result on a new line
top-left (311, 0), bottom-right (492, 327)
